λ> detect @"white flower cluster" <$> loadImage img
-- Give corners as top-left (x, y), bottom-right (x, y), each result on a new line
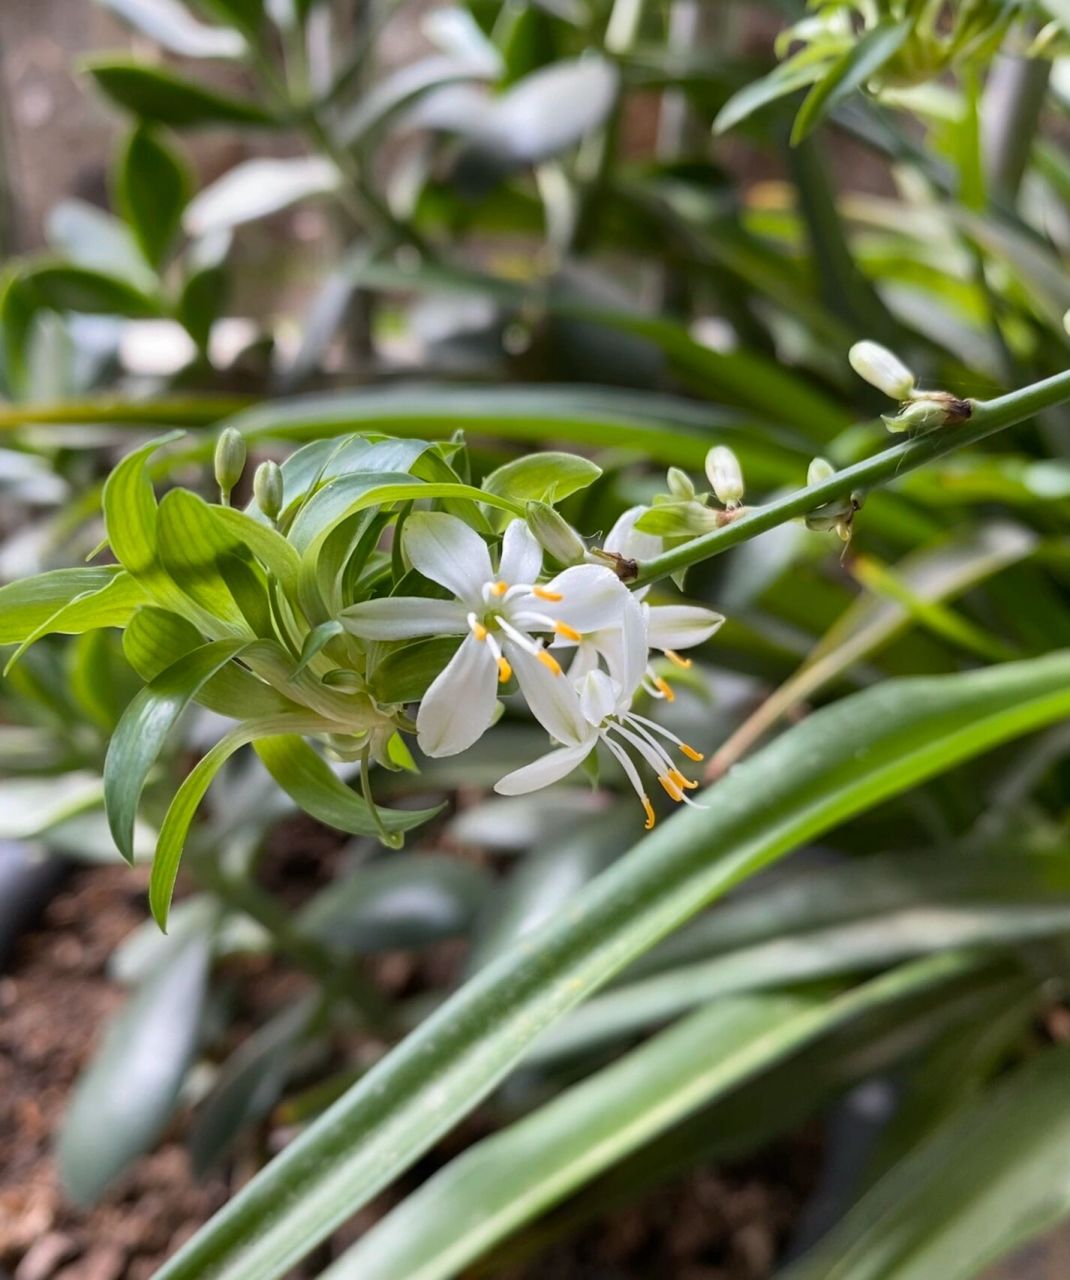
top-left (342, 508), bottom-right (724, 827)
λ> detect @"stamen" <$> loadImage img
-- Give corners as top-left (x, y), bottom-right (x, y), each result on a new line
top-left (497, 657), bottom-right (512, 683)
top-left (670, 768), bottom-right (698, 791)
top-left (642, 796), bottom-right (656, 830)
top-left (490, 580), bottom-right (508, 597)
top-left (467, 612), bottom-right (488, 642)
top-left (533, 586), bottom-right (563, 602)
top-left (680, 743), bottom-right (704, 762)
top-left (654, 676), bottom-right (676, 702)
top-left (627, 712), bottom-right (705, 762)
top-left (554, 620), bottom-right (582, 642)
top-left (642, 677), bottom-right (666, 699)
top-left (537, 649), bottom-right (563, 675)
top-left (498, 617), bottom-right (542, 656)
top-left (666, 649), bottom-right (692, 669)
top-left (659, 774), bottom-right (684, 802)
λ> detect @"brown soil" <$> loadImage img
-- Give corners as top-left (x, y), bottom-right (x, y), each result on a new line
top-left (1, 862), bottom-right (817, 1280)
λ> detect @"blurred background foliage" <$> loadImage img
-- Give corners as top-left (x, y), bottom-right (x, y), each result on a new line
top-left (2, 1), bottom-right (1070, 1277)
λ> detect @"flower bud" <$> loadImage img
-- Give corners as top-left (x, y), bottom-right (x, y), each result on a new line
top-left (881, 397), bottom-right (951, 433)
top-left (666, 466), bottom-right (695, 501)
top-left (525, 501), bottom-right (587, 567)
top-left (705, 445), bottom-right (744, 507)
top-left (807, 456), bottom-right (835, 487)
top-left (848, 340), bottom-right (915, 401)
top-left (214, 427), bottom-right (246, 504)
top-left (253, 459), bottom-right (284, 521)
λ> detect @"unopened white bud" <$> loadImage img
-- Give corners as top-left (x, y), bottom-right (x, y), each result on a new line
top-left (214, 427), bottom-right (246, 504)
top-left (848, 340), bottom-right (916, 401)
top-left (882, 397), bottom-right (952, 433)
top-left (253, 460), bottom-right (283, 520)
top-left (705, 445), bottom-right (744, 507)
top-left (807, 456), bottom-right (835, 487)
top-left (666, 467), bottom-right (695, 501)
top-left (525, 501), bottom-right (587, 567)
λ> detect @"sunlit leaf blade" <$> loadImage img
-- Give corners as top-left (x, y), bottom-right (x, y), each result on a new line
top-left (3, 571), bottom-right (148, 674)
top-left (782, 1042), bottom-right (1070, 1280)
top-left (322, 954), bottom-right (978, 1280)
top-left (155, 651), bottom-right (1070, 1280)
top-left (104, 639), bottom-right (250, 863)
top-left (0, 566), bottom-right (127, 644)
top-left (57, 933), bottom-right (210, 1205)
top-left (97, 0), bottom-right (248, 58)
top-left (253, 736), bottom-right (442, 837)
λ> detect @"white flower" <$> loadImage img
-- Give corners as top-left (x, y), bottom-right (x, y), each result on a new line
top-left (494, 622), bottom-right (708, 830)
top-left (342, 512), bottom-right (631, 757)
top-left (602, 506), bottom-right (725, 700)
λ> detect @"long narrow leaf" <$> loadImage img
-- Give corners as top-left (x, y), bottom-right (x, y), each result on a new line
top-left (156, 651), bottom-right (1070, 1280)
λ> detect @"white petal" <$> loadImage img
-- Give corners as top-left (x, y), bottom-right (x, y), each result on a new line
top-left (542, 563), bottom-right (632, 632)
top-left (342, 596), bottom-right (468, 640)
top-left (592, 589), bottom-right (647, 696)
top-left (645, 603), bottom-right (725, 652)
top-left (508, 643), bottom-right (589, 747)
top-left (565, 641), bottom-right (600, 682)
top-left (604, 506), bottom-right (662, 561)
top-left (416, 632), bottom-right (497, 757)
top-left (404, 512), bottom-right (492, 604)
top-left (578, 669), bottom-right (619, 725)
top-left (494, 742), bottom-right (594, 795)
top-left (498, 519), bottom-right (543, 585)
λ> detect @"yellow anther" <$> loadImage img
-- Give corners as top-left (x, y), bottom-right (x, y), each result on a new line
top-left (659, 774), bottom-right (684, 802)
top-left (680, 743), bottom-right (704, 762)
top-left (642, 796), bottom-right (656, 830)
top-left (536, 649), bottom-right (562, 675)
top-left (490, 580), bottom-right (508, 597)
top-left (472, 621), bottom-right (488, 641)
top-left (655, 676), bottom-right (676, 702)
top-left (670, 768), bottom-right (698, 791)
top-left (666, 649), bottom-right (692, 669)
top-left (554, 620), bottom-right (582, 642)
top-left (497, 657), bottom-right (513, 683)
top-left (533, 586), bottom-right (563, 602)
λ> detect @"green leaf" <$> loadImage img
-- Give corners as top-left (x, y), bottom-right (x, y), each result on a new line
top-left (253, 736), bottom-right (442, 838)
top-left (156, 488), bottom-right (255, 632)
top-left (3, 571), bottom-right (148, 674)
top-left (481, 451), bottom-right (601, 506)
top-left (792, 19), bottom-right (914, 144)
top-left (368, 636), bottom-right (463, 704)
top-left (190, 996), bottom-right (317, 1177)
top-left (297, 856), bottom-right (490, 953)
top-left (97, 0), bottom-right (248, 58)
top-left (783, 1042), bottom-right (1070, 1280)
top-left (149, 713), bottom-right (327, 928)
top-left (321, 955), bottom-right (978, 1280)
top-left (85, 58), bottom-right (279, 128)
top-left (58, 934), bottom-right (210, 1205)
top-left (19, 261), bottom-right (160, 318)
top-left (105, 639), bottom-right (250, 863)
top-left (118, 125), bottom-right (193, 269)
top-left (0, 566), bottom-right (125, 644)
top-left (155, 651), bottom-right (1070, 1280)
top-left (714, 58), bottom-right (825, 134)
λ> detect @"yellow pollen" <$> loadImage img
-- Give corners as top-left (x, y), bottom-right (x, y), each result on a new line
top-left (472, 622), bottom-right (488, 641)
top-left (642, 796), bottom-right (656, 830)
top-left (537, 649), bottom-right (562, 675)
top-left (655, 676), bottom-right (676, 702)
top-left (670, 768), bottom-right (698, 791)
top-left (497, 657), bottom-right (512, 683)
top-left (554, 621), bottom-right (582, 642)
top-left (680, 743), bottom-right (704, 762)
top-left (490, 580), bottom-right (508, 597)
top-left (659, 774), bottom-right (684, 802)
top-left (533, 586), bottom-right (563, 601)
top-left (666, 649), bottom-right (693, 669)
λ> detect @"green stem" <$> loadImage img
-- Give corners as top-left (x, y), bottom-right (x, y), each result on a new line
top-left (631, 368), bottom-right (1070, 585)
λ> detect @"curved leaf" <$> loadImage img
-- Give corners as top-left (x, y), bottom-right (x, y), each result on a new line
top-left (104, 639), bottom-right (250, 863)
top-left (156, 651), bottom-right (1070, 1280)
top-left (118, 124), bottom-right (193, 268)
top-left (86, 58), bottom-right (278, 128)
top-left (0, 566), bottom-right (125, 644)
